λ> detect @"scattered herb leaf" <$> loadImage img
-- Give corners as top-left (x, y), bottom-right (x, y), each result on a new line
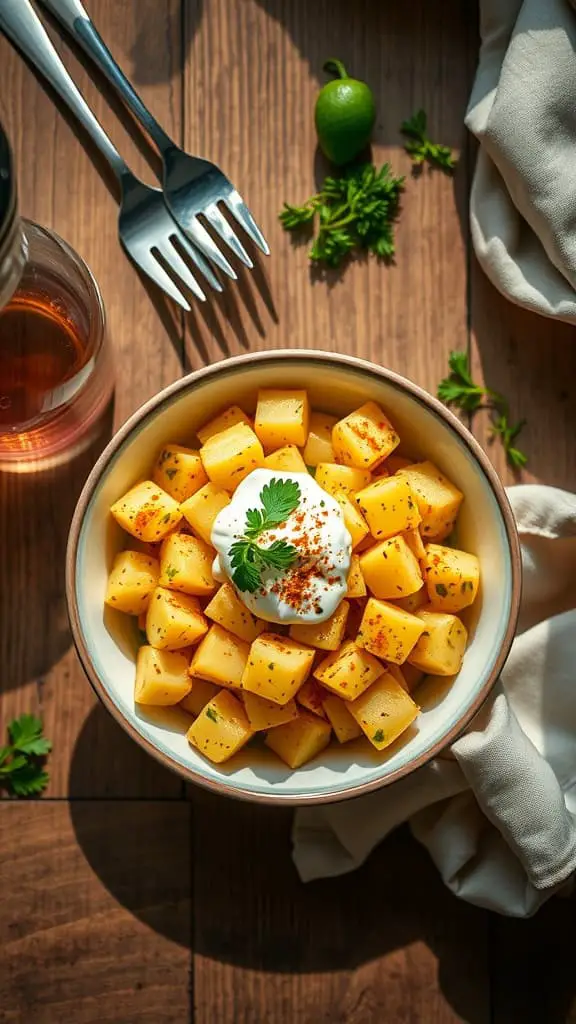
top-left (373, 729), bottom-right (385, 743)
top-left (435, 584), bottom-right (448, 597)
top-left (206, 707), bottom-right (219, 723)
top-left (0, 715), bottom-right (51, 796)
top-left (280, 162), bottom-right (405, 270)
top-left (437, 351), bottom-right (527, 470)
top-left (230, 478), bottom-right (301, 593)
top-left (401, 109), bottom-right (457, 173)
top-left (165, 564), bottom-right (178, 581)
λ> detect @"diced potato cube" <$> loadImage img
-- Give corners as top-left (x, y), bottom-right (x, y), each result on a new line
top-left (296, 678), bottom-right (328, 718)
top-left (303, 412), bottom-right (337, 466)
top-left (137, 610), bottom-right (147, 632)
top-left (180, 678), bottom-right (219, 717)
top-left (322, 694), bottom-right (362, 743)
top-left (263, 445), bottom-right (308, 474)
top-left (348, 672), bottom-right (419, 750)
top-left (179, 482), bottom-right (230, 545)
top-left (400, 663), bottom-right (425, 692)
top-left (105, 550), bottom-right (159, 615)
top-left (397, 461), bottom-right (463, 541)
top-left (111, 480), bottom-right (181, 542)
top-left (387, 664), bottom-right (409, 691)
top-left (314, 640), bottom-right (383, 699)
top-left (255, 389), bottom-right (310, 449)
top-left (265, 709), bottom-right (332, 768)
top-left (243, 692), bottom-right (299, 731)
top-left (360, 535), bottom-right (423, 599)
top-left (241, 633), bottom-right (315, 705)
top-left (145, 586), bottom-right (208, 650)
top-left (356, 598), bottom-right (426, 664)
top-left (386, 455), bottom-right (414, 474)
top-left (332, 401), bottom-right (400, 469)
top-left (204, 582), bottom-right (266, 643)
top-left (424, 543), bottom-right (480, 612)
top-left (315, 463), bottom-right (371, 498)
top-left (135, 646), bottom-right (191, 705)
top-left (200, 422), bottom-right (264, 491)
top-left (196, 405), bottom-right (252, 445)
top-left (290, 600), bottom-right (350, 651)
top-left (346, 554), bottom-right (367, 598)
top-left (152, 444), bottom-right (208, 502)
top-left (392, 586), bottom-right (427, 614)
top-left (159, 533), bottom-right (216, 596)
top-left (187, 689), bottom-right (253, 764)
top-left (189, 624), bottom-right (249, 689)
top-left (333, 492), bottom-right (370, 549)
top-left (355, 476), bottom-right (421, 539)
top-left (408, 610), bottom-right (468, 675)
top-left (403, 527), bottom-right (426, 561)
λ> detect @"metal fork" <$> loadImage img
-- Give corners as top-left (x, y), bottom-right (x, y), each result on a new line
top-left (39, 0), bottom-right (270, 278)
top-left (0, 0), bottom-right (219, 309)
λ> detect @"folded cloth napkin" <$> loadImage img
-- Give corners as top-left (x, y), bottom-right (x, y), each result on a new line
top-left (293, 485), bottom-right (576, 917)
top-left (467, 0), bottom-right (576, 321)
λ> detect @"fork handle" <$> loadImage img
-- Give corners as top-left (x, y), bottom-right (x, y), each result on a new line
top-left (0, 0), bottom-right (128, 182)
top-left (39, 0), bottom-right (174, 154)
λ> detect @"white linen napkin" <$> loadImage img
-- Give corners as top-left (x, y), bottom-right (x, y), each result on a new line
top-left (467, 0), bottom-right (576, 321)
top-left (292, 485), bottom-right (576, 917)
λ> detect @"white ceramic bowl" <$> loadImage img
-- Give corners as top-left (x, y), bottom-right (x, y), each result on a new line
top-left (66, 350), bottom-right (521, 805)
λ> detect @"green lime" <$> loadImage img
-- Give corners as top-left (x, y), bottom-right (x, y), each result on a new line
top-left (314, 59), bottom-right (376, 166)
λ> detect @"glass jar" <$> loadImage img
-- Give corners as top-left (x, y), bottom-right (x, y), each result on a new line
top-left (0, 122), bottom-right (113, 469)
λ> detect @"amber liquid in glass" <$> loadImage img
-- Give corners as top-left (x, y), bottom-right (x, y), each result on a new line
top-left (0, 293), bottom-right (90, 433)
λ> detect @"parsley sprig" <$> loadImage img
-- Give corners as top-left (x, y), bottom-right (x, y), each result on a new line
top-left (280, 162), bottom-right (405, 269)
top-left (0, 715), bottom-right (52, 796)
top-left (230, 478), bottom-right (301, 593)
top-left (438, 351), bottom-right (527, 470)
top-left (401, 109), bottom-right (456, 173)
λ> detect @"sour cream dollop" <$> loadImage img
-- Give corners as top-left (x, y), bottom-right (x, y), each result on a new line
top-left (211, 469), bottom-right (352, 625)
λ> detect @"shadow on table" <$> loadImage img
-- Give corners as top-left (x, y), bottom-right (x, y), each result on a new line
top-left (0, 397), bottom-right (114, 694)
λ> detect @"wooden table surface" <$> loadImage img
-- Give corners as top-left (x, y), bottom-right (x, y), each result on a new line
top-left (1, 2), bottom-right (575, 1021)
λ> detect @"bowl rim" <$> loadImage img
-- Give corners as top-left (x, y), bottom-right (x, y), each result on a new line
top-left (66, 349), bottom-right (522, 805)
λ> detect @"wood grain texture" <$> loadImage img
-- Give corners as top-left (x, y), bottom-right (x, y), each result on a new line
top-left (0, 0), bottom-right (185, 796)
top-left (0, 801), bottom-right (192, 1023)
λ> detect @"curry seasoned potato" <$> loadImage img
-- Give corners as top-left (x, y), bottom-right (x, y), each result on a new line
top-left (187, 689), bottom-right (253, 763)
top-left (241, 633), bottom-right (315, 705)
top-left (135, 646), bottom-right (191, 705)
top-left (200, 421), bottom-right (264, 491)
top-left (105, 550), bottom-right (159, 615)
top-left (179, 482), bottom-right (230, 545)
top-left (152, 444), bottom-right (208, 502)
top-left (108, 386), bottom-right (480, 770)
top-left (255, 388), bottom-right (310, 449)
top-left (332, 401), bottom-right (400, 469)
top-left (111, 480), bottom-right (181, 542)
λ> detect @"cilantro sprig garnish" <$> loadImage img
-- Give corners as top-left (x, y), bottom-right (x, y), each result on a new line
top-left (438, 351), bottom-right (527, 470)
top-left (0, 714), bottom-right (52, 796)
top-left (401, 109), bottom-right (457, 173)
top-left (229, 478), bottom-right (301, 593)
top-left (280, 162), bottom-right (405, 270)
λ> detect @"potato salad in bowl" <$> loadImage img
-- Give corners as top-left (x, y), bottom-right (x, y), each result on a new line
top-left (105, 389), bottom-right (481, 771)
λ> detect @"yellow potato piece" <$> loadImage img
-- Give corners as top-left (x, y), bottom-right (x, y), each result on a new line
top-left (243, 692), bottom-right (299, 731)
top-left (263, 445), bottom-right (308, 474)
top-left (189, 624), bottom-right (250, 689)
top-left (135, 646), bottom-right (191, 705)
top-left (290, 600), bottom-right (350, 651)
top-left (241, 633), bottom-right (315, 705)
top-left (105, 550), bottom-right (159, 616)
top-left (355, 475), bottom-right (421, 539)
top-left (391, 586), bottom-right (427, 614)
top-left (265, 709), bottom-right (332, 768)
top-left (296, 677), bottom-right (329, 718)
top-left (322, 694), bottom-right (362, 743)
top-left (346, 554), bottom-right (367, 598)
top-left (196, 405), bottom-right (252, 445)
top-left (403, 527), bottom-right (426, 561)
top-left (180, 678), bottom-right (219, 717)
top-left (315, 462), bottom-right (371, 498)
top-left (397, 461), bottom-right (463, 541)
top-left (200, 422), bottom-right (264, 491)
top-left (145, 586), bottom-right (208, 650)
top-left (332, 401), bottom-right (400, 470)
top-left (356, 597), bottom-right (426, 664)
top-left (111, 480), bottom-right (181, 542)
top-left (187, 689), bottom-right (253, 764)
top-left (360, 535), bottom-right (423, 599)
top-left (255, 388), bottom-right (310, 449)
top-left (333, 492), bottom-right (370, 550)
top-left (314, 639), bottom-right (383, 700)
top-left (424, 543), bottom-right (480, 612)
top-left (303, 412), bottom-right (337, 466)
top-left (408, 610), bottom-right (468, 676)
top-left (348, 671), bottom-right (419, 750)
top-left (179, 482), bottom-right (230, 545)
top-left (159, 532), bottom-right (216, 597)
top-left (204, 582), bottom-right (266, 643)
top-left (152, 444), bottom-right (208, 502)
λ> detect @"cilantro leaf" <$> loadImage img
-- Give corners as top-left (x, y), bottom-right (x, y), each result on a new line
top-left (0, 716), bottom-right (52, 797)
top-left (259, 478), bottom-right (301, 529)
top-left (9, 714), bottom-right (52, 756)
top-left (230, 479), bottom-right (301, 592)
top-left (229, 541), bottom-right (262, 593)
top-left (401, 109), bottom-right (457, 173)
top-left (8, 762), bottom-right (50, 797)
